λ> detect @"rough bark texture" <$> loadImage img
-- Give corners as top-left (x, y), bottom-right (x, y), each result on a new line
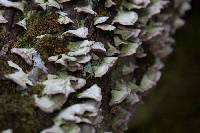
top-left (0, 0), bottom-right (191, 133)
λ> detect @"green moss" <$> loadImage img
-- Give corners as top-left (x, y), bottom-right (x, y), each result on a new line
top-left (12, 11), bottom-right (69, 60)
top-left (23, 2), bottom-right (30, 17)
top-left (0, 93), bottom-right (53, 133)
top-left (13, 35), bottom-right (35, 48)
top-left (0, 53), bottom-right (52, 133)
top-left (98, 9), bottom-right (109, 16)
top-left (0, 80), bottom-right (17, 95)
top-left (26, 12), bottom-right (60, 38)
top-left (30, 84), bottom-right (44, 95)
top-left (35, 36), bottom-right (69, 60)
top-left (0, 30), bottom-right (6, 49)
top-left (0, 30), bottom-right (6, 40)
top-left (13, 11), bottom-right (61, 48)
top-left (0, 59), bottom-right (12, 77)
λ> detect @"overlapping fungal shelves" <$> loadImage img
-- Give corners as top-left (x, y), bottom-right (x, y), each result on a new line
top-left (0, 0), bottom-right (191, 133)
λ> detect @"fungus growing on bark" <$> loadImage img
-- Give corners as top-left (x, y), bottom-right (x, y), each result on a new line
top-left (0, 0), bottom-right (191, 132)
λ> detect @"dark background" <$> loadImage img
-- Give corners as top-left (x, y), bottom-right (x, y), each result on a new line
top-left (127, 0), bottom-right (200, 133)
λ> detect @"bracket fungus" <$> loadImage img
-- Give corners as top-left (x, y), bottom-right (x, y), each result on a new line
top-left (16, 19), bottom-right (27, 30)
top-left (78, 84), bottom-right (102, 102)
top-left (4, 61), bottom-right (33, 89)
top-left (42, 76), bottom-right (86, 96)
top-left (11, 48), bottom-right (37, 65)
top-left (96, 24), bottom-right (116, 31)
top-left (113, 11), bottom-right (138, 26)
top-left (94, 17), bottom-right (109, 25)
top-left (0, 10), bottom-right (7, 24)
top-left (34, 95), bottom-right (67, 113)
top-left (41, 125), bottom-right (65, 133)
top-left (109, 81), bottom-right (131, 106)
top-left (57, 11), bottom-right (74, 25)
top-left (62, 27), bottom-right (89, 38)
top-left (34, 0), bottom-right (60, 10)
top-left (75, 5), bottom-right (97, 15)
top-left (42, 78), bottom-right (75, 96)
top-left (0, 0), bottom-right (24, 11)
top-left (1, 129), bottom-right (13, 133)
top-left (56, 103), bottom-right (98, 124)
top-left (105, 0), bottom-right (116, 8)
top-left (94, 57), bottom-right (118, 77)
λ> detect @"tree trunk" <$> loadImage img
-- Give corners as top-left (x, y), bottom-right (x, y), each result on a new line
top-left (0, 0), bottom-right (191, 133)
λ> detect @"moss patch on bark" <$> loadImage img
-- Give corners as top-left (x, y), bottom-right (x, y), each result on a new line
top-left (0, 93), bottom-right (54, 133)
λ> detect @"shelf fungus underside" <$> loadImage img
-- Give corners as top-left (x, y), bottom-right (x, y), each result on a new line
top-left (0, 0), bottom-right (191, 133)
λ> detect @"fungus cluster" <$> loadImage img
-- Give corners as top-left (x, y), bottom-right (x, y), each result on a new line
top-left (0, 0), bottom-right (191, 132)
